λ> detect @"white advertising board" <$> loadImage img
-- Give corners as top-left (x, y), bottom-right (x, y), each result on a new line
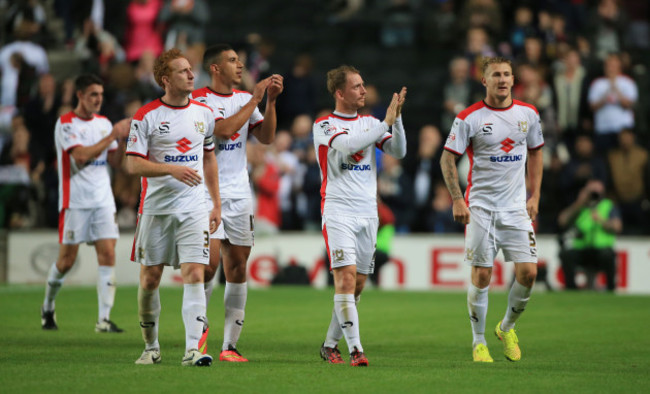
top-left (7, 232), bottom-right (650, 293)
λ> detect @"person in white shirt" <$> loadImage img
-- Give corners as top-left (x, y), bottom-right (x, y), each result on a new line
top-left (190, 43), bottom-right (283, 362)
top-left (41, 74), bottom-right (129, 333)
top-left (125, 48), bottom-right (221, 367)
top-left (587, 52), bottom-right (638, 153)
top-left (441, 57), bottom-right (544, 363)
top-left (314, 65), bottom-right (406, 366)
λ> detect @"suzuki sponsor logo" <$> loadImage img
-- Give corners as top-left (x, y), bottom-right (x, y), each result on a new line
top-left (489, 154), bottom-right (523, 163)
top-left (500, 137), bottom-right (515, 153)
top-left (218, 141), bottom-right (243, 151)
top-left (341, 163), bottom-right (371, 171)
top-left (176, 138), bottom-right (192, 153)
top-left (164, 155), bottom-right (198, 162)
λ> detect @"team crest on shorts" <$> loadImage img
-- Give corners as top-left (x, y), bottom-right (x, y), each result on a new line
top-left (465, 248), bottom-right (475, 261)
top-left (194, 121), bottom-right (206, 135)
top-left (333, 249), bottom-right (344, 262)
top-left (518, 121), bottom-right (528, 133)
top-left (137, 246), bottom-right (145, 260)
top-left (65, 230), bottom-right (75, 241)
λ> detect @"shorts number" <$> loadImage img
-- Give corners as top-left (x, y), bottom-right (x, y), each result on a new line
top-left (203, 231), bottom-right (209, 247)
top-left (528, 232), bottom-right (536, 247)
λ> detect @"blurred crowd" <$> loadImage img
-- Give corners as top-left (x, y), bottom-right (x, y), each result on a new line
top-left (0, 0), bottom-right (649, 236)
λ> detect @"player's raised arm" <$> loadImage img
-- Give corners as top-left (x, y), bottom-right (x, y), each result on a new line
top-left (214, 77), bottom-right (271, 140)
top-left (380, 87), bottom-right (408, 159)
top-left (440, 149), bottom-right (470, 224)
top-left (252, 74), bottom-right (283, 144)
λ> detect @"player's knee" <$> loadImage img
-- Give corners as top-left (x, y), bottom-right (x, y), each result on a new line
top-left (141, 274), bottom-right (160, 290)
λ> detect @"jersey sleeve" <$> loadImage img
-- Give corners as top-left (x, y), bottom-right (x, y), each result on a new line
top-left (313, 118), bottom-right (343, 147)
top-left (527, 111), bottom-right (544, 149)
top-left (248, 107), bottom-right (264, 130)
top-left (444, 118), bottom-right (471, 155)
top-left (203, 109), bottom-right (216, 151)
top-left (125, 116), bottom-right (149, 158)
top-left (57, 121), bottom-right (84, 152)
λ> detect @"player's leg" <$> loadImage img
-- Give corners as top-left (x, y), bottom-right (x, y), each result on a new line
top-left (219, 241), bottom-right (251, 361)
top-left (495, 211), bottom-right (538, 361)
top-left (204, 238), bottom-right (221, 305)
top-left (94, 238), bottom-right (122, 332)
top-left (465, 207), bottom-right (496, 362)
top-left (136, 264), bottom-right (163, 364)
top-left (41, 242), bottom-right (79, 330)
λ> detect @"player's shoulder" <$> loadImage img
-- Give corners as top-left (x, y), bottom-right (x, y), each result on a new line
top-left (457, 101), bottom-right (487, 121)
top-left (513, 99), bottom-right (539, 116)
top-left (190, 98), bottom-right (213, 112)
top-left (233, 89), bottom-right (252, 98)
top-left (191, 86), bottom-right (211, 99)
top-left (314, 113), bottom-right (334, 125)
top-left (59, 111), bottom-right (76, 124)
top-left (133, 99), bottom-right (165, 121)
top-left (359, 114), bottom-right (380, 124)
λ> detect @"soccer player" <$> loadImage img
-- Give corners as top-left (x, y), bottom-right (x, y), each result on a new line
top-left (190, 44), bottom-right (283, 362)
top-left (41, 74), bottom-right (129, 333)
top-left (125, 48), bottom-right (221, 367)
top-left (314, 65), bottom-right (406, 366)
top-left (440, 57), bottom-right (544, 362)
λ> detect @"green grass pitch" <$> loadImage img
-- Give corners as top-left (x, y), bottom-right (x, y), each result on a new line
top-left (1, 285), bottom-right (648, 393)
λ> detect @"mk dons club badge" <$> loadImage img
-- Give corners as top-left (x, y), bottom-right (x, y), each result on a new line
top-left (518, 121), bottom-right (528, 133)
top-left (194, 121), bottom-right (206, 135)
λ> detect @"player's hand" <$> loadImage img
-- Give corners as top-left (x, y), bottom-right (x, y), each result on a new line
top-left (111, 117), bottom-right (131, 141)
top-left (384, 93), bottom-right (399, 126)
top-left (169, 165), bottom-right (202, 187)
top-left (209, 206), bottom-right (221, 233)
top-left (452, 199), bottom-right (471, 225)
top-left (252, 77), bottom-right (272, 103)
top-left (396, 86), bottom-right (407, 117)
top-left (266, 74), bottom-right (284, 101)
top-left (526, 195), bottom-right (539, 221)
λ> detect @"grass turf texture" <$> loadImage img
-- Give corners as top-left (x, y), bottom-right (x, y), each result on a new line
top-left (1, 286), bottom-right (648, 393)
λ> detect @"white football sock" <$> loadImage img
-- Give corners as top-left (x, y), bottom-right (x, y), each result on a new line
top-left (223, 281), bottom-right (247, 351)
top-left (137, 286), bottom-right (161, 350)
top-left (204, 276), bottom-right (215, 307)
top-left (501, 279), bottom-right (532, 331)
top-left (182, 283), bottom-right (207, 352)
top-left (43, 263), bottom-right (65, 312)
top-left (334, 293), bottom-right (362, 353)
top-left (467, 283), bottom-right (489, 347)
top-left (324, 295), bottom-right (359, 347)
top-left (97, 266), bottom-right (116, 321)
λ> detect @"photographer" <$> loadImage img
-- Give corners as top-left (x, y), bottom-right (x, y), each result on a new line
top-left (558, 180), bottom-right (622, 291)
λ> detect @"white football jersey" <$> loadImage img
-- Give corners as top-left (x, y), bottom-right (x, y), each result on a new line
top-left (444, 100), bottom-right (544, 211)
top-left (313, 112), bottom-right (392, 217)
top-left (126, 99), bottom-right (216, 214)
top-left (55, 111), bottom-right (117, 211)
top-left (191, 87), bottom-right (264, 199)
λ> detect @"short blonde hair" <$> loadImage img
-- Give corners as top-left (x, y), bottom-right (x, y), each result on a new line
top-left (153, 48), bottom-right (186, 88)
top-left (326, 65), bottom-right (360, 96)
top-left (481, 56), bottom-right (513, 76)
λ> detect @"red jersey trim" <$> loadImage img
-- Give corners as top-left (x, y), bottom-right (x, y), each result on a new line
top-left (191, 87), bottom-right (211, 98)
top-left (328, 131), bottom-right (348, 147)
top-left (58, 209), bottom-right (66, 243)
top-left (60, 111), bottom-right (76, 124)
top-left (190, 99), bottom-right (213, 111)
top-left (443, 146), bottom-right (463, 156)
top-left (318, 145), bottom-right (329, 215)
top-left (457, 101), bottom-right (486, 120)
top-left (315, 114), bottom-right (332, 123)
top-left (376, 135), bottom-right (392, 150)
top-left (125, 152), bottom-right (148, 158)
top-left (330, 113), bottom-right (359, 121)
top-left (204, 146), bottom-right (216, 152)
top-left (528, 142), bottom-right (545, 150)
top-left (513, 99), bottom-right (539, 115)
top-left (249, 119), bottom-right (263, 130)
top-left (66, 144), bottom-right (83, 154)
top-left (133, 100), bottom-right (164, 121)
top-left (61, 149), bottom-right (71, 209)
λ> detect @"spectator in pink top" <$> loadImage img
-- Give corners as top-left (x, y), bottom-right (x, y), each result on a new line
top-left (124, 0), bottom-right (163, 63)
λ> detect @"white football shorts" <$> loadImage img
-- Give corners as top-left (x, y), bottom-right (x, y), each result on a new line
top-left (322, 214), bottom-right (378, 275)
top-left (131, 210), bottom-right (210, 268)
top-left (209, 198), bottom-right (254, 246)
top-left (464, 206), bottom-right (538, 267)
top-left (59, 206), bottom-right (118, 245)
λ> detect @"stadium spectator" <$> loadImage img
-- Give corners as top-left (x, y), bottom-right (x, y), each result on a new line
top-left (314, 65), bottom-right (406, 366)
top-left (560, 134), bottom-right (608, 203)
top-left (126, 49), bottom-right (220, 366)
top-left (289, 113), bottom-right (313, 162)
top-left (74, 19), bottom-right (126, 78)
top-left (508, 6), bottom-right (536, 57)
top-left (249, 141), bottom-right (281, 235)
top-left (513, 64), bottom-right (557, 149)
top-left (4, 0), bottom-right (49, 45)
top-left (585, 0), bottom-right (629, 61)
top-left (430, 180), bottom-right (462, 233)
top-left (158, 0), bottom-right (210, 51)
top-left (458, 0), bottom-right (502, 39)
top-left (552, 48), bottom-right (589, 149)
top-left (190, 43), bottom-right (283, 362)
top-left (133, 50), bottom-right (164, 103)
top-left (300, 144), bottom-right (323, 232)
top-left (23, 74), bottom-right (61, 166)
top-left (442, 57), bottom-right (482, 133)
top-left (558, 179), bottom-right (621, 291)
top-left (273, 130), bottom-right (303, 230)
top-left (40, 74), bottom-right (129, 333)
top-left (404, 124), bottom-right (443, 232)
top-left (379, 0), bottom-right (416, 48)
top-left (464, 27), bottom-right (496, 81)
top-left (276, 53), bottom-right (317, 129)
top-left (441, 57), bottom-right (544, 363)
top-left (607, 128), bottom-right (649, 235)
top-left (587, 52), bottom-right (638, 154)
top-left (123, 0), bottom-right (163, 63)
